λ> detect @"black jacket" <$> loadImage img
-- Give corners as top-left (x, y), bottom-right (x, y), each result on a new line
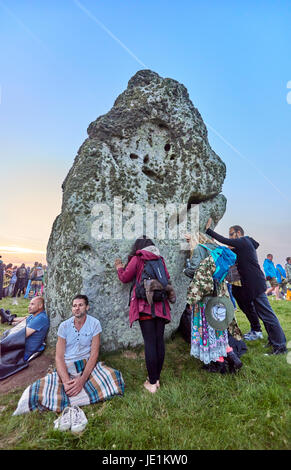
top-left (206, 228), bottom-right (266, 300)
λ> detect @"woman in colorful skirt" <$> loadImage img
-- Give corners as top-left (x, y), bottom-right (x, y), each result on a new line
top-left (184, 232), bottom-right (243, 374)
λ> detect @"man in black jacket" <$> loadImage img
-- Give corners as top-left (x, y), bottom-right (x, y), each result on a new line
top-left (205, 219), bottom-right (286, 355)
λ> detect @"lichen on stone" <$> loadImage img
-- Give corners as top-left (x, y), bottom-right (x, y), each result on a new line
top-left (46, 69), bottom-right (227, 351)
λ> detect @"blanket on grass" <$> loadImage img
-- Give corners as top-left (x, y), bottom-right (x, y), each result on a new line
top-left (13, 359), bottom-right (124, 415)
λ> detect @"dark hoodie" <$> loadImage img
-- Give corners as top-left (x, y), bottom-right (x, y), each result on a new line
top-left (206, 228), bottom-right (267, 300)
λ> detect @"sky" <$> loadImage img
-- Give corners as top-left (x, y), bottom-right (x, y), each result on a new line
top-left (0, 0), bottom-right (290, 269)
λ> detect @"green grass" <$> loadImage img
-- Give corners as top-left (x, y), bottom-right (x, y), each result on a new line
top-left (0, 296), bottom-right (290, 450)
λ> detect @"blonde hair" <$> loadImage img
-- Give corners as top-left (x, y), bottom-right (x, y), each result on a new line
top-left (189, 232), bottom-right (216, 257)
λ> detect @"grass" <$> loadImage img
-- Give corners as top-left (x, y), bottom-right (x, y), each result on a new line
top-left (0, 296), bottom-right (290, 450)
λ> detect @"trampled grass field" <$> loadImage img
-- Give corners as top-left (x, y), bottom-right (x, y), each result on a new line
top-left (0, 296), bottom-right (290, 450)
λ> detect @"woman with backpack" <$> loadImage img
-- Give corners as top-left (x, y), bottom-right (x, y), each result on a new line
top-left (115, 236), bottom-right (175, 394)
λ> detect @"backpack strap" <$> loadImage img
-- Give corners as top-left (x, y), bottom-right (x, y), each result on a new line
top-left (146, 259), bottom-right (168, 288)
top-left (199, 244), bottom-right (222, 263)
top-left (128, 276), bottom-right (136, 306)
top-left (199, 243), bottom-right (212, 251)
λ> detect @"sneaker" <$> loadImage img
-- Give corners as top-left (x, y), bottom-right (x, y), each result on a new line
top-left (243, 330), bottom-right (263, 341)
top-left (70, 405), bottom-right (88, 433)
top-left (54, 407), bottom-right (72, 431)
top-left (264, 348), bottom-right (287, 356)
top-left (12, 298), bottom-right (18, 305)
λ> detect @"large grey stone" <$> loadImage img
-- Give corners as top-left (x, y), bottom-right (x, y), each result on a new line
top-left (46, 70), bottom-right (227, 351)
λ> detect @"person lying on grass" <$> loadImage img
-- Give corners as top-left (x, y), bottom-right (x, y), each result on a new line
top-left (10, 296), bottom-right (49, 361)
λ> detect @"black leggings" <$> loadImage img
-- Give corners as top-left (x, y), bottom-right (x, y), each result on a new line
top-left (139, 317), bottom-right (166, 385)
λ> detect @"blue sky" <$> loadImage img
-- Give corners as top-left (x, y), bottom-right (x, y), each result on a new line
top-left (0, 0), bottom-right (290, 266)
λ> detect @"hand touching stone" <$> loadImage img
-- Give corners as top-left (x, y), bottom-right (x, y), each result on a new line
top-left (114, 258), bottom-right (124, 270)
top-left (206, 218), bottom-right (213, 230)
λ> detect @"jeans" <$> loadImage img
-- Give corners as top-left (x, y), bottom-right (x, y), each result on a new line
top-left (233, 287), bottom-right (286, 351)
top-left (252, 293), bottom-right (286, 351)
top-left (227, 283), bottom-right (236, 308)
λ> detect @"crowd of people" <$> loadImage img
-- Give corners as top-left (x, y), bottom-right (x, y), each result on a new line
top-left (0, 259), bottom-right (46, 303)
top-left (263, 254), bottom-right (291, 301)
top-left (0, 222), bottom-right (290, 432)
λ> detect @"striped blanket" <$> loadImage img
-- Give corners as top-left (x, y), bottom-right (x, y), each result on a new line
top-left (13, 360), bottom-right (124, 415)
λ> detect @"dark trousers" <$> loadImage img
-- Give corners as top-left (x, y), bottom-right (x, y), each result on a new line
top-left (233, 287), bottom-right (286, 351)
top-left (227, 283), bottom-right (236, 308)
top-left (13, 279), bottom-right (27, 297)
top-left (232, 286), bottom-right (262, 332)
top-left (139, 317), bottom-right (166, 385)
top-left (253, 293), bottom-right (286, 350)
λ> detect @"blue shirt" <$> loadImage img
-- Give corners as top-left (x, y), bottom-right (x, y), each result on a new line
top-left (24, 311), bottom-right (50, 360)
top-left (263, 259), bottom-right (277, 279)
top-left (57, 314), bottom-right (102, 363)
top-left (276, 264), bottom-right (286, 283)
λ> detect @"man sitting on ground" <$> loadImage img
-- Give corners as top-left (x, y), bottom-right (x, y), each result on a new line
top-left (12, 296), bottom-right (49, 360)
top-left (55, 294), bottom-right (102, 397)
top-left (13, 294), bottom-right (124, 416)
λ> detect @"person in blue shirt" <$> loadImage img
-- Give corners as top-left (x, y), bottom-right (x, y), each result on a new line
top-left (12, 296), bottom-right (50, 361)
top-left (276, 264), bottom-right (287, 297)
top-left (263, 254), bottom-right (280, 300)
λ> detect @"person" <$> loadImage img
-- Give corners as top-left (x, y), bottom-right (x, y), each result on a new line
top-left (0, 296), bottom-right (49, 380)
top-left (115, 236), bottom-right (173, 394)
top-left (206, 220), bottom-right (287, 355)
top-left (29, 262), bottom-right (44, 297)
top-left (2, 263), bottom-right (13, 297)
top-left (13, 263), bottom-right (28, 299)
top-left (263, 254), bottom-right (280, 300)
top-left (0, 257), bottom-right (3, 300)
top-left (276, 263), bottom-right (287, 298)
top-left (55, 295), bottom-right (102, 397)
top-left (30, 261), bottom-right (44, 296)
top-left (13, 294), bottom-right (124, 416)
top-left (184, 232), bottom-right (243, 374)
top-left (285, 257), bottom-right (291, 281)
top-left (8, 266), bottom-right (17, 297)
top-left (285, 257), bottom-right (291, 301)
top-left (12, 296), bottom-right (50, 360)
top-left (227, 258), bottom-right (263, 341)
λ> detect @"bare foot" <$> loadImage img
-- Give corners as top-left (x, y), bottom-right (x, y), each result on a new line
top-left (143, 381), bottom-right (158, 393)
top-left (145, 378), bottom-right (160, 388)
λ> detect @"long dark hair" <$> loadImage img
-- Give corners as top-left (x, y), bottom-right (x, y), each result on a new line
top-left (126, 235), bottom-right (155, 267)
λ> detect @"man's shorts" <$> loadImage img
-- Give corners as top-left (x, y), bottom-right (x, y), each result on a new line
top-left (268, 277), bottom-right (278, 288)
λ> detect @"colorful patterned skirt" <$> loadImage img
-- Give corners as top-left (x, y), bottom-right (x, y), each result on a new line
top-left (190, 302), bottom-right (229, 364)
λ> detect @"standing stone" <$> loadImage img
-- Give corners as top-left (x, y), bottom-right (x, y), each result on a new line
top-left (46, 70), bottom-right (227, 351)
